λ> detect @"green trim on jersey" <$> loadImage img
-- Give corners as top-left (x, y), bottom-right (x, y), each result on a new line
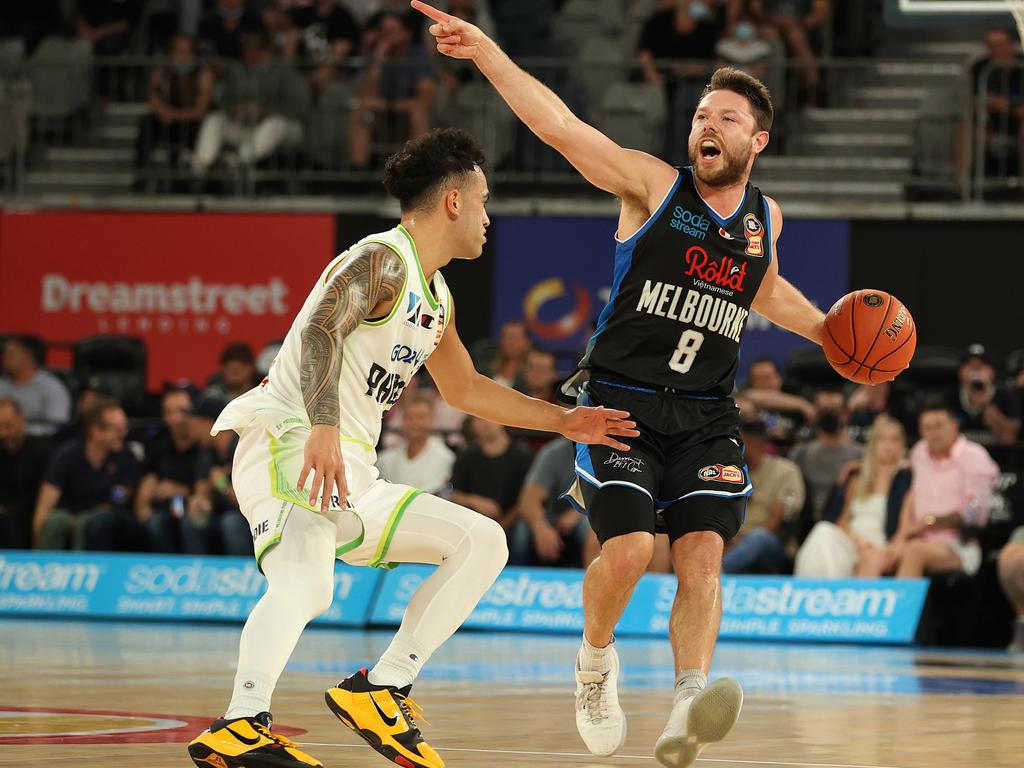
top-left (368, 488), bottom-right (423, 568)
top-left (358, 239), bottom-right (410, 327)
top-left (397, 225), bottom-right (439, 311)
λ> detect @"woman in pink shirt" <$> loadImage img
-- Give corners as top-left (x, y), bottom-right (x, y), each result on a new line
top-left (884, 402), bottom-right (999, 578)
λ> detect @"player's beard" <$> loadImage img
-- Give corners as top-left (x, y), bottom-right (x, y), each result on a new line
top-left (689, 138), bottom-right (752, 188)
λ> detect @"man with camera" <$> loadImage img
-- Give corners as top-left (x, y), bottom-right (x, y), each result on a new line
top-left (956, 344), bottom-right (1020, 447)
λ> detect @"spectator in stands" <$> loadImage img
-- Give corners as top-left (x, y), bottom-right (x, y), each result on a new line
top-left (198, 0), bottom-right (265, 60)
top-left (489, 320), bottom-right (532, 388)
top-left (511, 436), bottom-right (588, 566)
top-left (187, 394), bottom-right (251, 555)
top-left (205, 342), bottom-right (260, 402)
top-left (376, 392), bottom-right (455, 495)
top-left (847, 380), bottom-right (902, 441)
top-left (741, 356), bottom-right (814, 447)
top-left (795, 415), bottom-right (911, 578)
top-left (790, 390), bottom-right (863, 522)
top-left (54, 376), bottom-right (116, 444)
top-left (886, 401), bottom-right (999, 579)
top-left (998, 526), bottom-right (1024, 651)
top-left (135, 35), bottom-right (214, 190)
top-left (715, 13), bottom-right (777, 82)
top-left (284, 0), bottom-right (362, 100)
top-left (349, 11), bottom-right (437, 168)
top-left (75, 0), bottom-right (142, 56)
top-left (191, 29), bottom-right (307, 175)
top-left (33, 398), bottom-right (143, 551)
top-left (722, 417), bottom-right (804, 574)
top-left (136, 385), bottom-right (206, 553)
top-left (0, 337), bottom-right (71, 438)
top-left (0, 399), bottom-right (51, 548)
top-left (748, 0), bottom-right (830, 101)
top-left (510, 348), bottom-right (561, 451)
top-left (435, 0), bottom-right (494, 97)
top-left (970, 28), bottom-right (1024, 182)
top-left (954, 344), bottom-right (1021, 447)
top-left (451, 416), bottom-right (534, 530)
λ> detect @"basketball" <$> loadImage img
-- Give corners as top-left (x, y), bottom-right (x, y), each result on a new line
top-left (822, 289), bottom-right (917, 385)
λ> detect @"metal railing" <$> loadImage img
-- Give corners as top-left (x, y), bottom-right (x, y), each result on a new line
top-left (970, 59), bottom-right (1024, 200)
top-left (0, 52), bottom-right (985, 203)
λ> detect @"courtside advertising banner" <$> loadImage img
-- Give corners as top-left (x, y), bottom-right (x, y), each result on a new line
top-left (0, 551), bottom-right (378, 626)
top-left (0, 211), bottom-right (336, 389)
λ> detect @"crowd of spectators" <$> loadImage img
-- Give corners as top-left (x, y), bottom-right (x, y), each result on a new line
top-left (1, 326), bottom-right (1024, 646)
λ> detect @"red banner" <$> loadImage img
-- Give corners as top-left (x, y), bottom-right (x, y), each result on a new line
top-left (0, 211), bottom-right (336, 390)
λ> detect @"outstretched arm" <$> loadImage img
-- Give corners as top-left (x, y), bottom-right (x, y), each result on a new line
top-left (425, 303), bottom-right (638, 450)
top-left (751, 196), bottom-right (825, 344)
top-left (298, 244), bottom-right (406, 511)
top-left (411, 1), bottom-right (676, 208)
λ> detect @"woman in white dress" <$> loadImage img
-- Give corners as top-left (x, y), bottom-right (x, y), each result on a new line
top-left (795, 416), bottom-right (909, 578)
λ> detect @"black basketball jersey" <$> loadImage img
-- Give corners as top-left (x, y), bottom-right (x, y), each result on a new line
top-left (581, 167), bottom-right (773, 396)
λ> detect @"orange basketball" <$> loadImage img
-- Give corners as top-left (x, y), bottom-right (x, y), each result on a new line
top-left (821, 289), bottom-right (916, 385)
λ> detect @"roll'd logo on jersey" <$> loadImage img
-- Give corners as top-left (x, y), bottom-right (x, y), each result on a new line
top-left (684, 246), bottom-right (748, 292)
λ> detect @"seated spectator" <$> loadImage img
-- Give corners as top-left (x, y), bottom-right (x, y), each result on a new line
top-left (76, 0), bottom-right (141, 56)
top-left (510, 348), bottom-right (560, 451)
top-left (135, 35), bottom-right (214, 190)
top-left (198, 0), bottom-right (266, 60)
top-left (489, 320), bottom-right (532, 388)
top-left (33, 397), bottom-right (143, 551)
top-left (285, 0), bottom-right (362, 100)
top-left (187, 394), bottom-right (251, 555)
top-left (954, 344), bottom-right (1020, 447)
top-left (790, 390), bottom-right (863, 523)
top-left (136, 385), bottom-right (207, 553)
top-left (748, 0), bottom-right (830, 101)
top-left (0, 399), bottom-right (51, 548)
top-left (0, 337), bottom-right (71, 437)
top-left (741, 356), bottom-right (814, 448)
top-left (998, 526), bottom-right (1024, 651)
top-left (795, 416), bottom-right (910, 578)
top-left (451, 416), bottom-right (534, 529)
top-left (376, 392), bottom-right (455, 495)
top-left (192, 30), bottom-right (307, 175)
top-left (511, 436), bottom-right (588, 566)
top-left (886, 401), bottom-right (999, 578)
top-left (205, 342), bottom-right (260, 402)
top-left (349, 11), bottom-right (437, 168)
top-left (722, 417), bottom-right (804, 574)
top-left (715, 14), bottom-right (778, 82)
top-left (969, 28), bottom-right (1024, 183)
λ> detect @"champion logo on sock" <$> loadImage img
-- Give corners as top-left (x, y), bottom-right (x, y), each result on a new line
top-left (409, 654), bottom-right (418, 661)
top-left (244, 681), bottom-right (255, 689)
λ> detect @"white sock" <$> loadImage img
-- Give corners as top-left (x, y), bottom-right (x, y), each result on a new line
top-left (224, 673), bottom-right (277, 720)
top-left (675, 669), bottom-right (707, 702)
top-left (578, 634), bottom-right (614, 673)
top-left (368, 631), bottom-right (430, 689)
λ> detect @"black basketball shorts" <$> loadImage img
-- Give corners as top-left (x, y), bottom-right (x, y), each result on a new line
top-left (562, 376), bottom-right (749, 545)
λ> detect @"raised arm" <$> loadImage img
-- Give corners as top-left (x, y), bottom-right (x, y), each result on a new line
top-left (750, 196), bottom-right (825, 345)
top-left (298, 244), bottom-right (406, 511)
top-left (411, 1), bottom-right (676, 208)
top-left (425, 302), bottom-right (637, 450)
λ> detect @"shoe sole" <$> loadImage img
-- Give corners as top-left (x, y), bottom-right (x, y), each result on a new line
top-left (653, 678), bottom-right (744, 768)
top-left (325, 691), bottom-right (434, 768)
top-left (188, 741), bottom-right (314, 768)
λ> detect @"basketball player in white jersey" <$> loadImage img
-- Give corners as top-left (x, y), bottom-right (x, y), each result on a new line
top-left (186, 128), bottom-right (638, 768)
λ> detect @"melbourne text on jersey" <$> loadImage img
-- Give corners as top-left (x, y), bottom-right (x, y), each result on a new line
top-left (636, 281), bottom-right (749, 344)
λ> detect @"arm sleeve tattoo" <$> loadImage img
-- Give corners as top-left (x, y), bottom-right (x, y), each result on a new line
top-left (300, 244), bottom-right (406, 427)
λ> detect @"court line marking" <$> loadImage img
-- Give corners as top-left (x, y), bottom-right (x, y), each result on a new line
top-left (301, 741), bottom-right (903, 768)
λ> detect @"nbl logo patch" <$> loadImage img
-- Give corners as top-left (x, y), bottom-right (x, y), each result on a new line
top-left (742, 213), bottom-right (763, 257)
top-left (697, 464), bottom-right (745, 484)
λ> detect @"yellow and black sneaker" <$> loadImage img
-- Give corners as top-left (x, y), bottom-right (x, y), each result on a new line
top-left (187, 711), bottom-right (322, 768)
top-left (325, 668), bottom-right (444, 768)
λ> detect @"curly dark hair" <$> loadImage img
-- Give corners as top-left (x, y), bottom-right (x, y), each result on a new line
top-left (383, 128), bottom-right (486, 212)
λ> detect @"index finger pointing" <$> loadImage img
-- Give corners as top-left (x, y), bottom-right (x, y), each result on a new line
top-left (411, 1), bottom-right (450, 24)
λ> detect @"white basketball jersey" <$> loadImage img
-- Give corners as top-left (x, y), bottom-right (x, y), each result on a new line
top-left (214, 225), bottom-right (451, 461)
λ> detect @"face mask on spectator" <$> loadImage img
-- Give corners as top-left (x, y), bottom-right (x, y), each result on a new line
top-left (688, 1), bottom-right (710, 21)
top-left (218, 6), bottom-right (245, 21)
top-left (817, 411), bottom-right (842, 436)
top-left (735, 22), bottom-right (757, 41)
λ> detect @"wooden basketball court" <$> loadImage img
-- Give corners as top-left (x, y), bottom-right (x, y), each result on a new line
top-left (2, 618), bottom-right (1021, 767)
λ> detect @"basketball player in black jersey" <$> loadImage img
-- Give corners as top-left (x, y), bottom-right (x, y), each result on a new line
top-left (414, 3), bottom-right (829, 766)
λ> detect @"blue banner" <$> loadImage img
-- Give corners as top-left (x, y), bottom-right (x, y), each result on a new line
top-left (0, 551), bottom-right (380, 626)
top-left (491, 215), bottom-right (849, 378)
top-left (370, 566), bottom-right (927, 644)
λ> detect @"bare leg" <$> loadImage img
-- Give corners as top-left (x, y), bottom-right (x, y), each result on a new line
top-left (895, 540), bottom-right (962, 578)
top-left (669, 531), bottom-right (724, 677)
top-left (583, 531), bottom-right (654, 646)
top-left (855, 544), bottom-right (887, 578)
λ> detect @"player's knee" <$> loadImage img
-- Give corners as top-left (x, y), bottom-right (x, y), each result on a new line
top-left (470, 516), bottom-right (509, 572)
top-left (673, 532), bottom-right (724, 583)
top-left (601, 533), bottom-right (654, 584)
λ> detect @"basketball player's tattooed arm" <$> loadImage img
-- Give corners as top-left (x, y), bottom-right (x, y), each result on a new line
top-left (298, 244), bottom-right (406, 510)
top-left (750, 197), bottom-right (826, 345)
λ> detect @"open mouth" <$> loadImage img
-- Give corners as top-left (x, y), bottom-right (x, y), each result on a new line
top-left (699, 139), bottom-right (721, 160)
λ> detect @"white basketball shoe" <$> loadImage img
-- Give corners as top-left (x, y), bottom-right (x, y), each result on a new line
top-left (653, 677), bottom-right (744, 768)
top-left (574, 645), bottom-right (627, 757)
